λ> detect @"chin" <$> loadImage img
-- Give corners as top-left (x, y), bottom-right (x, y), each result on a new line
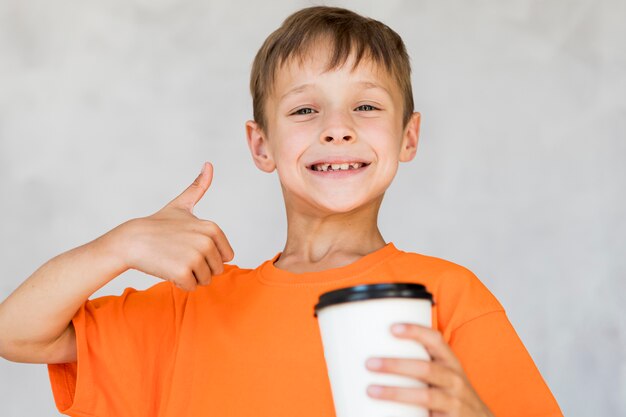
top-left (316, 199), bottom-right (367, 214)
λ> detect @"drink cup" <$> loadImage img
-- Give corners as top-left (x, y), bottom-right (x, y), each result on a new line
top-left (314, 283), bottom-right (434, 417)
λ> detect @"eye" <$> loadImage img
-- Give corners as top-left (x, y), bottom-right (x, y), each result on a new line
top-left (291, 107), bottom-right (316, 115)
top-left (355, 104), bottom-right (379, 111)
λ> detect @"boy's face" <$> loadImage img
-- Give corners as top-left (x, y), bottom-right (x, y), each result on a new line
top-left (246, 43), bottom-right (420, 216)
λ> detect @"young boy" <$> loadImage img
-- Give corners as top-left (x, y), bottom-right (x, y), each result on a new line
top-left (0, 6), bottom-right (562, 417)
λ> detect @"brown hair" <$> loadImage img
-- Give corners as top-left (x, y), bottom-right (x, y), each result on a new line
top-left (250, 6), bottom-right (414, 132)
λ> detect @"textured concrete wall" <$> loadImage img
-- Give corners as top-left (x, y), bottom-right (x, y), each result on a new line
top-left (1, 1), bottom-right (624, 416)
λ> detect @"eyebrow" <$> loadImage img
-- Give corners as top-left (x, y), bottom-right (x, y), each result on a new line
top-left (279, 80), bottom-right (391, 102)
top-left (279, 83), bottom-right (313, 102)
top-left (357, 81), bottom-right (392, 96)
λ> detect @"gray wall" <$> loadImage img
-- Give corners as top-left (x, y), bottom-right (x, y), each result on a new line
top-left (1, 0), bottom-right (624, 416)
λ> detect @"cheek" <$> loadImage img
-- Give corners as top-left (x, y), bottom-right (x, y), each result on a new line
top-left (361, 121), bottom-right (402, 154)
top-left (272, 127), bottom-right (310, 170)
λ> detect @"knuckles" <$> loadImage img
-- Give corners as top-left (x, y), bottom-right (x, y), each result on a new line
top-left (191, 251), bottom-right (207, 266)
top-left (174, 266), bottom-right (193, 284)
top-left (201, 220), bottom-right (219, 234)
top-left (199, 237), bottom-right (216, 254)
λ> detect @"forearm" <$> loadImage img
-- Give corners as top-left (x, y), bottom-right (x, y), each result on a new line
top-left (0, 224), bottom-right (129, 353)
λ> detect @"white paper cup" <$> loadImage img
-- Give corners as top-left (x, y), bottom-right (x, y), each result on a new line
top-left (314, 283), bottom-right (434, 417)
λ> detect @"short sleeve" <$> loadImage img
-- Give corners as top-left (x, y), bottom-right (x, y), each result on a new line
top-left (47, 281), bottom-right (180, 417)
top-left (450, 311), bottom-right (563, 417)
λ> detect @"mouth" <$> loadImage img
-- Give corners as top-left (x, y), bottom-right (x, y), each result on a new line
top-left (307, 161), bottom-right (371, 172)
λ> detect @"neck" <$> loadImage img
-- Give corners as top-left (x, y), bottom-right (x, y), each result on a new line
top-left (275, 195), bottom-right (386, 273)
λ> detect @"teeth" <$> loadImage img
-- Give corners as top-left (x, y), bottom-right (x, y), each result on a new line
top-left (312, 162), bottom-right (365, 171)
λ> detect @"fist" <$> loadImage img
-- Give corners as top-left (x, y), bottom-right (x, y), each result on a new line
top-left (115, 162), bottom-right (235, 291)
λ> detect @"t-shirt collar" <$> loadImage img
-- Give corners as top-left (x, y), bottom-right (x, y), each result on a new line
top-left (257, 242), bottom-right (400, 286)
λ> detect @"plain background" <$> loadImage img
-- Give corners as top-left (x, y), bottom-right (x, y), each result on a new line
top-left (1, 0), bottom-right (624, 416)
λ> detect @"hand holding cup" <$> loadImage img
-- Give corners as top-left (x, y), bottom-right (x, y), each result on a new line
top-left (365, 323), bottom-right (495, 417)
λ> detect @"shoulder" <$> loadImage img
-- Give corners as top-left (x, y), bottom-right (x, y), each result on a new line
top-left (389, 249), bottom-right (505, 333)
top-left (389, 249), bottom-right (494, 296)
top-left (87, 263), bottom-right (254, 308)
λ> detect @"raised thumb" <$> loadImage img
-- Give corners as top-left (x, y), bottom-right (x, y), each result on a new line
top-left (167, 162), bottom-right (213, 212)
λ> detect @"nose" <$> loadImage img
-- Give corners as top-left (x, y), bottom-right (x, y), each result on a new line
top-left (323, 133), bottom-right (354, 143)
top-left (320, 112), bottom-right (356, 144)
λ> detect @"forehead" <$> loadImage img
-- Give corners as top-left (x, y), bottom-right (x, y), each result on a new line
top-left (270, 42), bottom-right (400, 100)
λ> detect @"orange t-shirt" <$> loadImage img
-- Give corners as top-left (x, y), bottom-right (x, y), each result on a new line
top-left (48, 242), bottom-right (563, 416)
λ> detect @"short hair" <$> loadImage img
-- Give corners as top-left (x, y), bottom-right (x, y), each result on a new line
top-left (250, 6), bottom-right (414, 132)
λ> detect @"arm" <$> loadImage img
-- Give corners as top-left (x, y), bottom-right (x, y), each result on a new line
top-left (0, 162), bottom-right (234, 364)
top-left (0, 230), bottom-right (127, 364)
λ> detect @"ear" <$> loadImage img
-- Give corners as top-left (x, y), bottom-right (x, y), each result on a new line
top-left (399, 112), bottom-right (421, 163)
top-left (245, 120), bottom-right (276, 173)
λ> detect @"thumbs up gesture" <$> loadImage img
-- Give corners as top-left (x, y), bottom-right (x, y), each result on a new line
top-left (114, 162), bottom-right (235, 291)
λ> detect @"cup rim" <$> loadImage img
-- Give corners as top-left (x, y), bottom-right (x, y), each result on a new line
top-left (314, 282), bottom-right (434, 317)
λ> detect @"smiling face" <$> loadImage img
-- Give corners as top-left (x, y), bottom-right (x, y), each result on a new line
top-left (246, 42), bottom-right (420, 216)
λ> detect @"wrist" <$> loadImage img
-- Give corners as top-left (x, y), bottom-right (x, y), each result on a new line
top-left (93, 220), bottom-right (136, 274)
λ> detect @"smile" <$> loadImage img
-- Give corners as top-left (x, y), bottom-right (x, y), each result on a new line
top-left (309, 162), bottom-right (370, 172)
top-left (306, 160), bottom-right (371, 179)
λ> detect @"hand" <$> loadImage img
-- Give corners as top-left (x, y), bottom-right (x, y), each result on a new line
top-left (365, 323), bottom-right (494, 417)
top-left (112, 162), bottom-right (235, 291)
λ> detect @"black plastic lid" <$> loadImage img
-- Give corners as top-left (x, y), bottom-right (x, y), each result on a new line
top-left (314, 283), bottom-right (433, 317)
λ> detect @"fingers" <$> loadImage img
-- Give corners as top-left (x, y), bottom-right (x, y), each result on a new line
top-left (364, 323), bottom-right (493, 416)
top-left (200, 220), bottom-right (235, 262)
top-left (366, 385), bottom-right (453, 412)
top-left (174, 251), bottom-right (217, 291)
top-left (172, 266), bottom-right (198, 292)
top-left (366, 357), bottom-right (455, 389)
top-left (173, 257), bottom-right (215, 292)
top-left (191, 253), bottom-right (213, 286)
top-left (390, 323), bottom-right (462, 372)
top-left (200, 237), bottom-right (225, 276)
top-left (188, 231), bottom-right (231, 287)
top-left (167, 162), bottom-right (214, 212)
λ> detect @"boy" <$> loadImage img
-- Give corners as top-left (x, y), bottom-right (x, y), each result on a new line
top-left (0, 6), bottom-right (562, 417)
